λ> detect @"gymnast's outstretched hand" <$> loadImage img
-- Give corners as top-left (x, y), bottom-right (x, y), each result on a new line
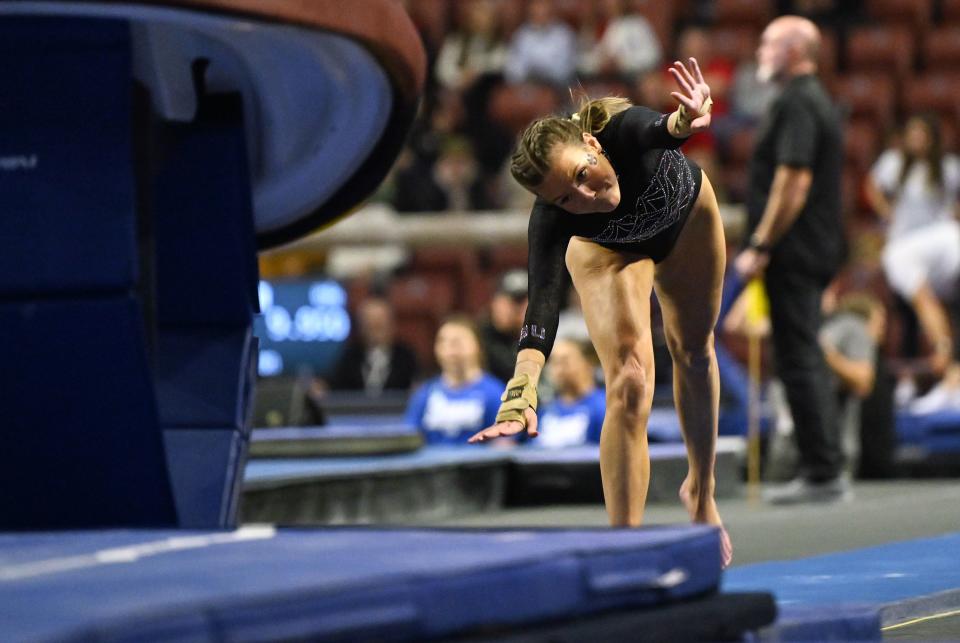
top-left (668, 57), bottom-right (713, 133)
top-left (468, 407), bottom-right (538, 443)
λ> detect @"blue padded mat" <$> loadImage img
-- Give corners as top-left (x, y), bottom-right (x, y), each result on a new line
top-left (726, 532), bottom-right (960, 636)
top-left (243, 443), bottom-right (715, 487)
top-left (0, 525), bottom-right (721, 642)
top-left (250, 423), bottom-right (418, 444)
top-left (245, 447), bottom-right (511, 487)
top-left (897, 410), bottom-right (960, 454)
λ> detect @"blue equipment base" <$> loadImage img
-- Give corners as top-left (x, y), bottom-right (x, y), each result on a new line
top-left (725, 532), bottom-right (960, 641)
top-left (0, 525), bottom-right (727, 642)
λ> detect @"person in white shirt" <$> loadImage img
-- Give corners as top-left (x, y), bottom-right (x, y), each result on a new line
top-left (504, 0), bottom-right (577, 86)
top-left (578, 0), bottom-right (662, 78)
top-left (866, 114), bottom-right (960, 375)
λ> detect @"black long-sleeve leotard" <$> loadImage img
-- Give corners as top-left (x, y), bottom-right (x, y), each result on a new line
top-left (518, 105), bottom-right (703, 358)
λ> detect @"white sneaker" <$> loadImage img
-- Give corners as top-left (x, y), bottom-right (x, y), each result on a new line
top-left (763, 476), bottom-right (853, 505)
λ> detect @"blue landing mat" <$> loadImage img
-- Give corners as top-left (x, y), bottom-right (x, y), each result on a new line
top-left (250, 423), bottom-right (417, 444)
top-left (0, 525), bottom-right (721, 642)
top-left (897, 410), bottom-right (960, 456)
top-left (725, 532), bottom-right (960, 636)
top-left (245, 441), bottom-right (743, 488)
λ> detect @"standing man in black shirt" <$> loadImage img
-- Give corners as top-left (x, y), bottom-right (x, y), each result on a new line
top-left (735, 16), bottom-right (849, 504)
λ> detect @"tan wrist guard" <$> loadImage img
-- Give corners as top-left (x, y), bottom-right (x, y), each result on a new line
top-left (495, 373), bottom-right (538, 425)
top-left (671, 97), bottom-right (713, 136)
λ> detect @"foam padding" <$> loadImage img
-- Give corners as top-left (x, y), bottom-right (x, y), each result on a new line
top-left (0, 525), bottom-right (722, 641)
top-left (897, 410), bottom-right (960, 454)
top-left (155, 326), bottom-right (256, 432)
top-left (726, 532), bottom-right (960, 637)
top-left (0, 298), bottom-right (177, 528)
top-left (163, 429), bottom-right (247, 529)
top-left (152, 106), bottom-right (259, 327)
top-left (0, 17), bottom-right (139, 294)
top-left (767, 605), bottom-right (881, 642)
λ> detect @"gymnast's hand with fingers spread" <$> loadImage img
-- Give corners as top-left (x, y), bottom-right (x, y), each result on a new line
top-left (468, 372), bottom-right (540, 443)
top-left (667, 57), bottom-right (713, 136)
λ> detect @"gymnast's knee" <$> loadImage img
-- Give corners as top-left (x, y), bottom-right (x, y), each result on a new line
top-left (666, 331), bottom-right (715, 372)
top-left (607, 353), bottom-right (652, 421)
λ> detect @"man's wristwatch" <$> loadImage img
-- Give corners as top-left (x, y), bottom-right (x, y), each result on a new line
top-left (748, 233), bottom-right (771, 254)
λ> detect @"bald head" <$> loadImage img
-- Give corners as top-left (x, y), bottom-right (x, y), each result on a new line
top-left (757, 15), bottom-right (821, 83)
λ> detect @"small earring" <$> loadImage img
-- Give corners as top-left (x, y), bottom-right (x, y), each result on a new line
top-left (587, 154), bottom-right (598, 166)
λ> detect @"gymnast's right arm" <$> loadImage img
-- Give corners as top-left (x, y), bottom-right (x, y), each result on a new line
top-left (468, 203), bottom-right (571, 442)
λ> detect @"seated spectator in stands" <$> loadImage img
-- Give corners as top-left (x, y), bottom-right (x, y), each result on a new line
top-left (730, 61), bottom-right (778, 123)
top-left (819, 293), bottom-right (886, 476)
top-left (435, 0), bottom-right (507, 93)
top-left (504, 0), bottom-right (577, 86)
top-left (865, 114), bottom-right (960, 375)
top-left (406, 316), bottom-right (505, 444)
top-left (432, 136), bottom-right (498, 211)
top-left (480, 269), bottom-right (528, 382)
top-left (536, 339), bottom-right (606, 448)
top-left (556, 285), bottom-right (590, 343)
top-left (578, 0), bottom-right (662, 79)
top-left (329, 297), bottom-right (420, 395)
top-left (910, 363), bottom-right (960, 414)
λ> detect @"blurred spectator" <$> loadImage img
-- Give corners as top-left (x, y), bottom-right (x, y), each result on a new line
top-left (390, 148), bottom-right (448, 212)
top-left (556, 285), bottom-right (590, 343)
top-left (910, 363), bottom-right (960, 414)
top-left (865, 114), bottom-right (960, 374)
top-left (434, 0), bottom-right (513, 187)
top-left (435, 0), bottom-right (507, 92)
top-left (536, 339), bottom-right (606, 448)
top-left (730, 61), bottom-right (778, 123)
top-left (819, 293), bottom-right (886, 476)
top-left (329, 297), bottom-right (420, 394)
top-left (578, 0), bottom-right (662, 78)
top-left (867, 115), bottom-right (960, 241)
top-left (480, 269), bottom-right (529, 382)
top-left (405, 316), bottom-right (505, 444)
top-left (433, 136), bottom-right (498, 211)
top-left (504, 0), bottom-right (577, 86)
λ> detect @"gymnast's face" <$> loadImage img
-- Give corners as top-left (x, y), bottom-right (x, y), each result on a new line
top-left (537, 134), bottom-right (621, 215)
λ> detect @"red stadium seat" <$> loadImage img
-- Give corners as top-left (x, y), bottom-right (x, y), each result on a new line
top-left (411, 247), bottom-right (478, 274)
top-left (945, 0), bottom-right (960, 24)
top-left (411, 247), bottom-right (480, 311)
top-left (626, 0), bottom-right (676, 57)
top-left (709, 27), bottom-right (759, 64)
top-left (394, 314), bottom-right (438, 372)
top-left (388, 273), bottom-right (456, 319)
top-left (712, 0), bottom-right (774, 30)
top-left (488, 82), bottom-right (561, 137)
top-left (486, 244), bottom-right (529, 273)
top-left (464, 272), bottom-right (498, 316)
top-left (721, 164), bottom-right (749, 204)
top-left (405, 0), bottom-right (450, 52)
top-left (865, 0), bottom-right (932, 32)
top-left (576, 78), bottom-right (633, 102)
top-left (831, 73), bottom-right (897, 132)
top-left (902, 74), bottom-right (960, 132)
top-left (846, 26), bottom-right (914, 80)
top-left (920, 27), bottom-right (960, 72)
top-left (723, 126), bottom-right (756, 165)
top-left (818, 30), bottom-right (839, 83)
top-left (844, 119), bottom-right (882, 174)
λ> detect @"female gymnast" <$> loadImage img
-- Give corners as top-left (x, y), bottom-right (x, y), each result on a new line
top-left (469, 58), bottom-right (732, 566)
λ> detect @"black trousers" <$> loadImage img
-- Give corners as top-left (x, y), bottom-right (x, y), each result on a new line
top-left (765, 269), bottom-right (842, 481)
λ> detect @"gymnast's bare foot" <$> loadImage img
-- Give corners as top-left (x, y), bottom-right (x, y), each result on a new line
top-left (680, 477), bottom-right (732, 568)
